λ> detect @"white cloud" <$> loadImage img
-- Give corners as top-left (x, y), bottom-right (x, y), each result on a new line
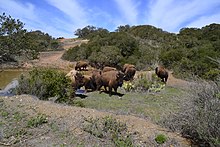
top-left (45, 0), bottom-right (88, 28)
top-left (113, 0), bottom-right (139, 24)
top-left (0, 0), bottom-right (38, 21)
top-left (0, 0), bottom-right (76, 38)
top-left (186, 13), bottom-right (220, 29)
top-left (147, 0), bottom-right (220, 32)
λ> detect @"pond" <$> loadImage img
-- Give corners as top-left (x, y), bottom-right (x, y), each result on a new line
top-left (0, 69), bottom-right (28, 89)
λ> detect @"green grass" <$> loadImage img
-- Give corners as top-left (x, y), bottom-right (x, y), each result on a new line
top-left (155, 134), bottom-right (168, 144)
top-left (27, 114), bottom-right (48, 128)
top-left (76, 86), bottom-right (187, 122)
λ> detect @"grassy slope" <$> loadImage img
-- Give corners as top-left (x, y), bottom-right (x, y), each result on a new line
top-left (76, 86), bottom-right (188, 123)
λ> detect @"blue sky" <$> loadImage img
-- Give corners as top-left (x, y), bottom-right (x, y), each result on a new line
top-left (0, 0), bottom-right (220, 38)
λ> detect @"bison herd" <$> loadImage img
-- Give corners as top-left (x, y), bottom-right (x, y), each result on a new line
top-left (66, 61), bottom-right (169, 96)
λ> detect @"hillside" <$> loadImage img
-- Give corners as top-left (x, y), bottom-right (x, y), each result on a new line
top-left (0, 95), bottom-right (191, 146)
top-left (0, 39), bottom-right (194, 146)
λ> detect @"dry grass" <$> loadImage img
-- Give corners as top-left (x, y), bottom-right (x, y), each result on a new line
top-left (160, 79), bottom-right (220, 146)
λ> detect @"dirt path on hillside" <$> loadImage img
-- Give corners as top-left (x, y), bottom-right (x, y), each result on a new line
top-left (24, 39), bottom-right (88, 70)
top-left (7, 39), bottom-right (193, 146)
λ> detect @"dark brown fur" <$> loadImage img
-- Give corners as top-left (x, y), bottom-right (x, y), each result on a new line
top-left (122, 64), bottom-right (135, 73)
top-left (82, 75), bottom-right (95, 91)
top-left (71, 72), bottom-right (85, 90)
top-left (91, 69), bottom-right (102, 91)
top-left (122, 64), bottom-right (136, 81)
top-left (102, 66), bottom-right (117, 73)
top-left (97, 70), bottom-right (124, 96)
top-left (155, 66), bottom-right (168, 83)
top-left (75, 61), bottom-right (88, 71)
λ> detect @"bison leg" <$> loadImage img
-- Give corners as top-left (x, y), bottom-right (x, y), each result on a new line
top-left (104, 86), bottom-right (107, 92)
top-left (164, 76), bottom-right (168, 83)
top-left (109, 87), bottom-right (112, 96)
top-left (113, 87), bottom-right (117, 94)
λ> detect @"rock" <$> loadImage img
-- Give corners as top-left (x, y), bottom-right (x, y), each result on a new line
top-left (0, 79), bottom-right (18, 96)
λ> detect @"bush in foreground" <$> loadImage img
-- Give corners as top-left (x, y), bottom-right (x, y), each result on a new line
top-left (161, 80), bottom-right (220, 146)
top-left (16, 68), bottom-right (74, 103)
top-left (83, 116), bottom-right (134, 147)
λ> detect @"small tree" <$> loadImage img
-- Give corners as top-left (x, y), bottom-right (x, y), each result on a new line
top-left (0, 13), bottom-right (40, 63)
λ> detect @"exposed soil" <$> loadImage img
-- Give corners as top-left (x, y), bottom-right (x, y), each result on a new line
top-left (0, 39), bottom-right (192, 146)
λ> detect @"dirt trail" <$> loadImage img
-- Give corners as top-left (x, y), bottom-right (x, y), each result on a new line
top-left (25, 38), bottom-right (88, 70)
top-left (7, 38), bottom-right (192, 146)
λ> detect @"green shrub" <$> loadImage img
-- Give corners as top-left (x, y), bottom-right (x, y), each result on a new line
top-left (16, 68), bottom-right (74, 102)
top-left (155, 134), bottom-right (167, 144)
top-left (122, 81), bottom-right (135, 92)
top-left (83, 116), bottom-right (134, 146)
top-left (27, 114), bottom-right (47, 128)
top-left (132, 73), bottom-right (165, 92)
top-left (203, 69), bottom-right (220, 81)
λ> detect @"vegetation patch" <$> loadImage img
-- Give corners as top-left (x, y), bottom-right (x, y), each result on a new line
top-left (16, 68), bottom-right (74, 103)
top-left (83, 116), bottom-right (134, 147)
top-left (27, 114), bottom-right (48, 128)
top-left (161, 80), bottom-right (220, 146)
top-left (155, 134), bottom-right (168, 144)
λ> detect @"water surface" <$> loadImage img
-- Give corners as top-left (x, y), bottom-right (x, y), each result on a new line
top-left (0, 70), bottom-right (27, 89)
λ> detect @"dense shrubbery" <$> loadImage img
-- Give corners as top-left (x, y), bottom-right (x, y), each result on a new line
top-left (65, 24), bottom-right (220, 80)
top-left (16, 68), bottom-right (74, 104)
top-left (161, 80), bottom-right (220, 146)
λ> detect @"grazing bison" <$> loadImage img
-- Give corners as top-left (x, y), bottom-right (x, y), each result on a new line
top-left (122, 64), bottom-right (135, 72)
top-left (102, 66), bottom-right (117, 73)
top-left (97, 70), bottom-right (124, 96)
top-left (82, 75), bottom-right (96, 92)
top-left (75, 61), bottom-right (88, 71)
top-left (66, 71), bottom-right (84, 90)
top-left (155, 66), bottom-right (169, 83)
top-left (91, 69), bottom-right (102, 90)
top-left (122, 64), bottom-right (136, 81)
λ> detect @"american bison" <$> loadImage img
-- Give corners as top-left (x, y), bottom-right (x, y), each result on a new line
top-left (91, 69), bottom-right (102, 91)
top-left (122, 64), bottom-right (136, 81)
top-left (66, 71), bottom-right (85, 90)
top-left (102, 66), bottom-right (117, 73)
top-left (155, 66), bottom-right (169, 83)
top-left (97, 70), bottom-right (124, 96)
top-left (122, 64), bottom-right (135, 72)
top-left (82, 75), bottom-right (96, 92)
top-left (75, 61), bottom-right (88, 71)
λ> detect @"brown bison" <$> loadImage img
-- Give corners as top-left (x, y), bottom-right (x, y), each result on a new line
top-left (122, 64), bottom-right (135, 72)
top-left (155, 66), bottom-right (168, 83)
top-left (102, 66), bottom-right (117, 73)
top-left (66, 71), bottom-right (85, 90)
top-left (82, 75), bottom-right (96, 92)
top-left (91, 69), bottom-right (102, 91)
top-left (122, 64), bottom-right (136, 81)
top-left (75, 61), bottom-right (88, 71)
top-left (97, 70), bottom-right (124, 96)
